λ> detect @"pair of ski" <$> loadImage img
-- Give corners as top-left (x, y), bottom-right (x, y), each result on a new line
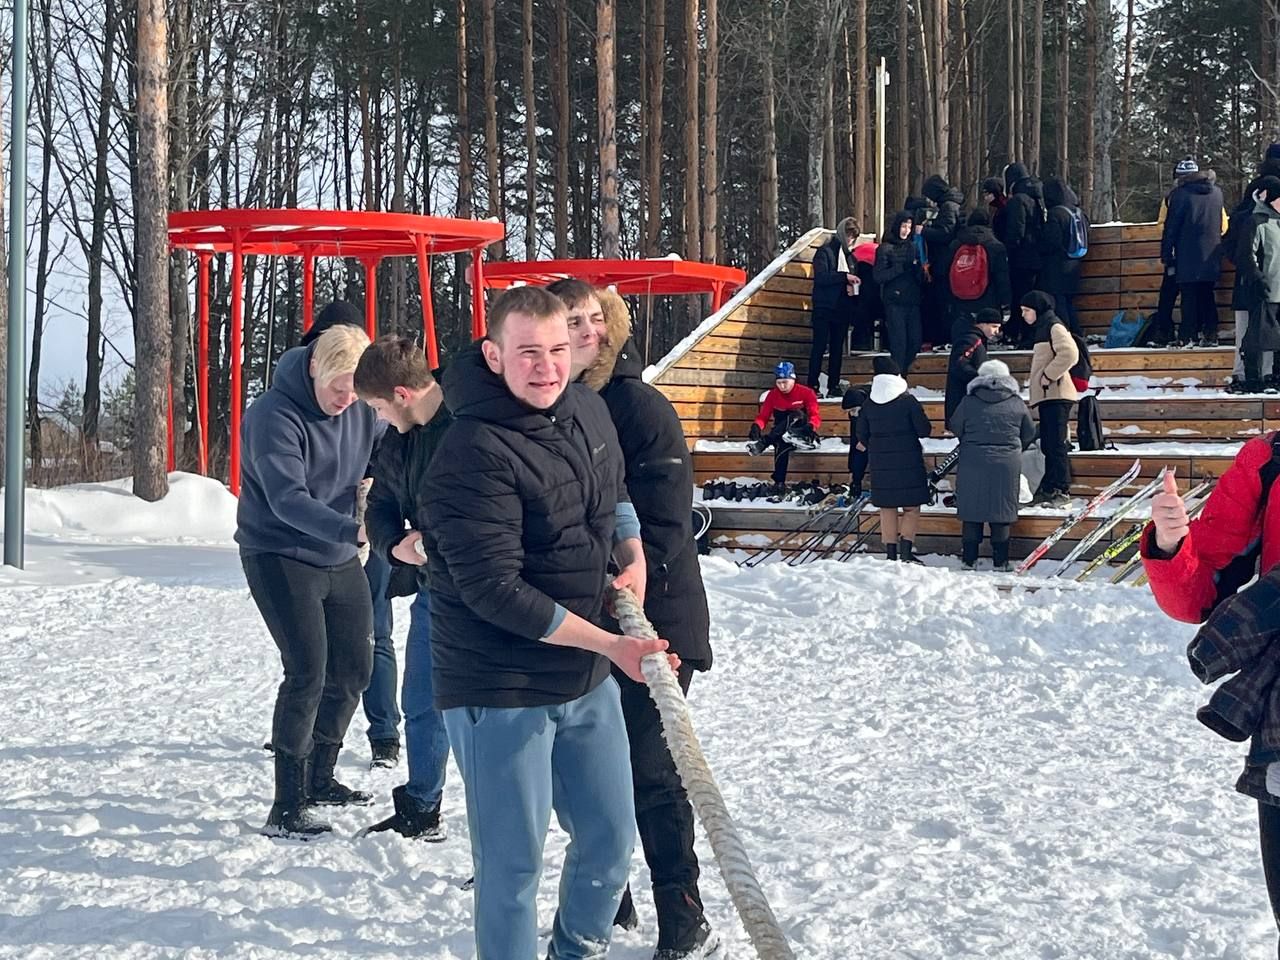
top-left (1073, 477), bottom-right (1215, 583)
top-left (1016, 459), bottom-right (1143, 575)
top-left (787, 492), bottom-right (877, 565)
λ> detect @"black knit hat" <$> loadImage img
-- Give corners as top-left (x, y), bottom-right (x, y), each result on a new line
top-left (872, 355), bottom-right (901, 377)
top-left (975, 307), bottom-right (1003, 327)
top-left (981, 177), bottom-right (1005, 197)
top-left (1020, 290), bottom-right (1056, 316)
top-left (1259, 175), bottom-right (1280, 205)
top-left (967, 208), bottom-right (990, 227)
top-left (300, 300), bottom-right (363, 346)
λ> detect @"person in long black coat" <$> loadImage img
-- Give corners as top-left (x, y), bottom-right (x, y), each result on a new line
top-left (1002, 163), bottom-right (1047, 347)
top-left (808, 216), bottom-right (861, 396)
top-left (920, 174), bottom-right (965, 346)
top-left (1161, 157), bottom-right (1226, 345)
top-left (948, 359), bottom-right (1036, 571)
top-left (856, 356), bottom-right (932, 563)
top-left (945, 208), bottom-right (1011, 321)
top-left (944, 308), bottom-right (1004, 424)
top-left (874, 212), bottom-right (925, 374)
top-left (1039, 177), bottom-right (1089, 335)
top-left (564, 284), bottom-right (717, 956)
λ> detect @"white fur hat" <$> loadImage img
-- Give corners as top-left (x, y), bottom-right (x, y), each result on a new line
top-left (977, 358), bottom-right (1011, 380)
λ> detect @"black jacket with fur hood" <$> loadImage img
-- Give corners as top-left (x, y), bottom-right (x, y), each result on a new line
top-left (583, 292), bottom-right (713, 669)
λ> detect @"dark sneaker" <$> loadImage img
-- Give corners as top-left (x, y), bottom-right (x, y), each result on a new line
top-left (746, 439), bottom-right (767, 457)
top-left (614, 885), bottom-right (639, 931)
top-left (369, 739), bottom-right (400, 769)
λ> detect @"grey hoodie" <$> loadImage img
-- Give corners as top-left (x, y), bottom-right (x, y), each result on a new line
top-left (1248, 199), bottom-right (1280, 303)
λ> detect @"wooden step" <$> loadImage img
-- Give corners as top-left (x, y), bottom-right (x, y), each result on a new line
top-left (707, 503), bottom-right (1146, 563)
top-left (693, 446), bottom-right (1237, 498)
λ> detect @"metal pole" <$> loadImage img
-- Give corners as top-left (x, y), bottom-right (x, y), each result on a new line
top-left (875, 57), bottom-right (888, 242)
top-left (5, 0), bottom-right (27, 569)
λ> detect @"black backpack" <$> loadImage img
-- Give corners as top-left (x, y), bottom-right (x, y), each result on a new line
top-left (1069, 332), bottom-right (1093, 382)
top-left (1075, 394), bottom-right (1106, 451)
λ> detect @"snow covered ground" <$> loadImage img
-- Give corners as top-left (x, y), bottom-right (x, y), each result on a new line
top-left (1, 475), bottom-right (1276, 958)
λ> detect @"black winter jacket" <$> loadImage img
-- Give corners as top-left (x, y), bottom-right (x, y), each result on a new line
top-left (366, 408), bottom-right (453, 598)
top-left (944, 322), bottom-right (991, 424)
top-left (1161, 171), bottom-right (1226, 284)
top-left (812, 217), bottom-right (860, 318)
top-left (584, 305), bottom-right (713, 669)
top-left (921, 176), bottom-right (965, 286)
top-left (1039, 178), bottom-right (1088, 296)
top-left (1003, 163), bottom-right (1046, 271)
top-left (874, 213), bottom-right (925, 307)
top-left (423, 346), bottom-right (628, 710)
top-left (945, 224), bottom-right (1011, 314)
top-left (856, 374), bottom-right (932, 508)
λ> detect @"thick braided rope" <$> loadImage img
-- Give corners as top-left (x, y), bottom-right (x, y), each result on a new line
top-left (611, 586), bottom-right (796, 960)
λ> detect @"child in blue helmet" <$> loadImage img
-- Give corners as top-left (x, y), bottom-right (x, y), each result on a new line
top-left (747, 361), bottom-right (822, 489)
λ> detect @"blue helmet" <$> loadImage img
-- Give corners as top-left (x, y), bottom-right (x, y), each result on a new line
top-left (774, 361), bottom-right (796, 380)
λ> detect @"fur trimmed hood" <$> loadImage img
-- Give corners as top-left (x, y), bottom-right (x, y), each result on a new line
top-left (581, 288), bottom-right (637, 391)
top-left (966, 372), bottom-right (1021, 397)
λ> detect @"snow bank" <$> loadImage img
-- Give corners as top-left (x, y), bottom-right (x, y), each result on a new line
top-left (0, 542), bottom-right (1273, 956)
top-left (2, 472), bottom-right (237, 544)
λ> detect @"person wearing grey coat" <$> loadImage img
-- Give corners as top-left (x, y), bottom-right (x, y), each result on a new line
top-left (949, 359), bottom-right (1036, 571)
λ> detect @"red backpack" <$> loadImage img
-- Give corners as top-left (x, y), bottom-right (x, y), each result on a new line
top-left (949, 243), bottom-right (990, 300)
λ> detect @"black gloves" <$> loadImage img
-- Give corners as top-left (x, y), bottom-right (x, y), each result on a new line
top-left (748, 423), bottom-right (762, 442)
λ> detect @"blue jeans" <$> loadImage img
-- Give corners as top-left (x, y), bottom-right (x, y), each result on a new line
top-left (444, 677), bottom-right (636, 960)
top-left (361, 551), bottom-right (401, 742)
top-left (403, 589), bottom-right (450, 808)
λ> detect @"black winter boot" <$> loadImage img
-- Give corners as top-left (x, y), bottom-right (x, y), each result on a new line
top-left (961, 539), bottom-right (979, 570)
top-left (992, 538), bottom-right (1011, 571)
top-left (653, 886), bottom-right (720, 958)
top-left (264, 750), bottom-right (332, 839)
top-left (613, 883), bottom-right (639, 931)
top-left (885, 542), bottom-right (898, 561)
top-left (309, 742), bottom-right (374, 806)
top-left (900, 539), bottom-right (924, 565)
top-left (362, 784), bottom-right (446, 840)
top-left (369, 738), bottom-right (400, 769)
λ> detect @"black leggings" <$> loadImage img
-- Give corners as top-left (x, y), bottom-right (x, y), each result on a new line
top-left (1037, 400), bottom-right (1074, 495)
top-left (242, 552), bottom-right (374, 760)
top-left (961, 521), bottom-right (1011, 566)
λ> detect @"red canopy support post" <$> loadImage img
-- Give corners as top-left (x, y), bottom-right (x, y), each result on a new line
top-left (166, 383), bottom-right (175, 471)
top-left (471, 249), bottom-right (486, 339)
top-left (301, 249), bottom-right (316, 332)
top-left (712, 282), bottom-right (725, 313)
top-left (197, 252), bottom-right (210, 476)
top-left (230, 229), bottom-right (245, 496)
top-left (362, 257), bottom-right (380, 339)
top-left (413, 233), bottom-right (440, 369)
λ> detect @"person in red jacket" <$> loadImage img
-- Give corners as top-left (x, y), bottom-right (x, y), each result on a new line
top-left (747, 361), bottom-right (822, 490)
top-left (1143, 433), bottom-right (1280, 949)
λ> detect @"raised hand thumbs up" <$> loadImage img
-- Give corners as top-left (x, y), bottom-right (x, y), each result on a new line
top-left (1151, 467), bottom-right (1190, 554)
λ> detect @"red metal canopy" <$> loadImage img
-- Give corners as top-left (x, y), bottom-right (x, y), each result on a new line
top-left (480, 258), bottom-right (747, 313)
top-left (168, 208), bottom-right (505, 494)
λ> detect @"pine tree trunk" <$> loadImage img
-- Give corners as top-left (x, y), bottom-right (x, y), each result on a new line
top-left (1082, 0), bottom-right (1097, 208)
top-left (134, 0), bottom-right (170, 502)
top-left (1119, 0), bottom-right (1135, 199)
top-left (456, 0), bottom-right (474, 325)
top-left (897, 0), bottom-right (910, 206)
top-left (598, 0), bottom-right (620, 258)
top-left (683, 0), bottom-right (701, 260)
top-left (1031, 0), bottom-right (1044, 170)
top-left (554, 0), bottom-right (570, 257)
top-left (30, 0), bottom-right (56, 479)
top-left (482, 0), bottom-right (502, 258)
top-left (645, 0), bottom-right (666, 256)
top-left (759, 0), bottom-right (779, 263)
top-left (840, 25), bottom-right (856, 217)
top-left (523, 0), bottom-right (536, 260)
top-left (169, 0), bottom-right (193, 467)
top-left (1015, 0), bottom-right (1026, 158)
top-left (916, 1), bottom-right (938, 173)
top-left (702, 0), bottom-right (718, 262)
top-left (1091, 0), bottom-right (1116, 220)
top-left (823, 77), bottom-right (836, 225)
top-left (937, 0), bottom-right (949, 177)
top-left (1057, 0), bottom-right (1069, 177)
top-left (1006, 0), bottom-right (1016, 159)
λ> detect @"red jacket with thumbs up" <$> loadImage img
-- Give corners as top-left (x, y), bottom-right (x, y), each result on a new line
top-left (1141, 434), bottom-right (1280, 623)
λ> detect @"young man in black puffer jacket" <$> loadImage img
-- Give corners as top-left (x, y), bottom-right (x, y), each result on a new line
top-left (1002, 162), bottom-right (1047, 347)
top-left (920, 174), bottom-right (965, 346)
top-left (422, 286), bottom-right (677, 960)
top-left (1040, 177), bottom-right (1090, 335)
top-left (552, 277), bottom-right (720, 960)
